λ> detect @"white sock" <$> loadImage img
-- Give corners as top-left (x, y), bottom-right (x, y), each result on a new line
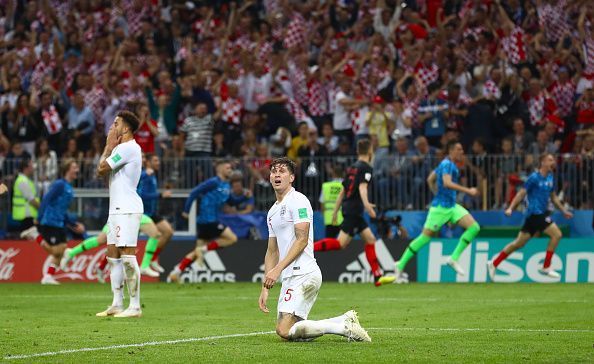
top-left (121, 255), bottom-right (141, 310)
top-left (108, 257), bottom-right (124, 308)
top-left (288, 319), bottom-right (347, 340)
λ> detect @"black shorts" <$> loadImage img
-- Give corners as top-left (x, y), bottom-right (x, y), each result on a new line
top-left (521, 213), bottom-right (553, 236)
top-left (340, 214), bottom-right (369, 236)
top-left (325, 225), bottom-right (341, 238)
top-left (19, 217), bottom-right (35, 231)
top-left (197, 223), bottom-right (227, 241)
top-left (39, 225), bottom-right (67, 245)
top-left (149, 214), bottom-right (165, 224)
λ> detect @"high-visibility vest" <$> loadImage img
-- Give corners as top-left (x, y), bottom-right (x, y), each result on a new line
top-left (12, 174), bottom-right (38, 221)
top-left (322, 180), bottom-right (344, 226)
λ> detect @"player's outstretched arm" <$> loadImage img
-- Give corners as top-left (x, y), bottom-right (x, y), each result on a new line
top-left (505, 188), bottom-right (526, 216)
top-left (550, 192), bottom-right (573, 219)
top-left (442, 174), bottom-right (478, 197)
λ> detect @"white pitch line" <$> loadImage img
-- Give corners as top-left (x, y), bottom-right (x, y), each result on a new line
top-left (368, 327), bottom-right (594, 333)
top-left (3, 331), bottom-right (275, 361)
top-left (6, 327), bottom-right (593, 360)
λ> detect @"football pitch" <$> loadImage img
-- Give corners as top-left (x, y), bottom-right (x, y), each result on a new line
top-left (1, 283), bottom-right (593, 363)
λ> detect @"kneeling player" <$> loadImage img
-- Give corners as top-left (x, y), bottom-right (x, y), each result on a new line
top-left (488, 154), bottom-right (573, 281)
top-left (259, 158), bottom-right (370, 342)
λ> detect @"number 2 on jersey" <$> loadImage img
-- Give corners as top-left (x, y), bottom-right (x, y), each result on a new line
top-left (115, 226), bottom-right (121, 238)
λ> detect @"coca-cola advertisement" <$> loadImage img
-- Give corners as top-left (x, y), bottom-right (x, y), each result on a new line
top-left (0, 240), bottom-right (159, 283)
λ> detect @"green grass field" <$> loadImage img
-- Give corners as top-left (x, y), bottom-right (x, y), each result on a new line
top-left (1, 283), bottom-right (593, 363)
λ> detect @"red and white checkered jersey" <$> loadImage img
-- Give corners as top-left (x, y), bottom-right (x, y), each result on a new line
top-left (31, 60), bottom-right (55, 89)
top-left (463, 26), bottom-right (485, 41)
top-left (526, 93), bottom-right (557, 127)
top-left (286, 97), bottom-right (309, 123)
top-left (307, 79), bottom-right (327, 117)
top-left (284, 13), bottom-right (306, 49)
top-left (403, 96), bottom-right (421, 127)
top-left (414, 62), bottom-right (439, 90)
top-left (537, 0), bottom-right (570, 43)
top-left (459, 47), bottom-right (479, 67)
top-left (124, 1), bottom-right (147, 36)
top-left (221, 97), bottom-right (243, 126)
top-left (41, 105), bottom-right (63, 135)
top-left (63, 63), bottom-right (81, 90)
top-left (548, 80), bottom-right (576, 117)
top-left (351, 105), bottom-right (369, 136)
top-left (288, 63), bottom-right (307, 105)
top-left (81, 86), bottom-right (107, 125)
top-left (501, 26), bottom-right (528, 65)
top-left (482, 80), bottom-right (501, 100)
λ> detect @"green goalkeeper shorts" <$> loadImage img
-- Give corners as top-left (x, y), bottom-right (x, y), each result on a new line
top-left (423, 204), bottom-right (470, 232)
top-left (101, 214), bottom-right (153, 234)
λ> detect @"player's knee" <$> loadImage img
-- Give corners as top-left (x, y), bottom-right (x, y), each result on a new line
top-left (275, 325), bottom-right (290, 340)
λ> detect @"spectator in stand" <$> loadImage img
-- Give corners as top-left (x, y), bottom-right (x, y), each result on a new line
top-left (317, 122), bottom-right (339, 154)
top-left (366, 96), bottom-right (393, 154)
top-left (224, 175), bottom-right (255, 215)
top-left (411, 136), bottom-right (436, 208)
top-left (61, 137), bottom-right (83, 162)
top-left (418, 82), bottom-right (448, 147)
top-left (495, 138), bottom-right (522, 208)
top-left (509, 118), bottom-right (535, 153)
top-left (14, 93), bottom-right (40, 156)
top-left (34, 138), bottom-right (58, 195)
top-left (287, 122), bottom-right (309, 161)
top-left (35, 90), bottom-right (65, 154)
top-left (249, 143), bottom-right (272, 188)
top-left (377, 136), bottom-right (414, 209)
top-left (3, 142), bottom-right (32, 178)
top-left (180, 102), bottom-right (213, 158)
top-left (147, 82), bottom-right (181, 157)
top-left (134, 104), bottom-right (158, 153)
top-left (66, 92), bottom-right (95, 154)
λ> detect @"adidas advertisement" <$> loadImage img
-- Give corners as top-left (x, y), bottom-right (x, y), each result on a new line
top-left (417, 238), bottom-right (594, 283)
top-left (159, 239), bottom-right (416, 283)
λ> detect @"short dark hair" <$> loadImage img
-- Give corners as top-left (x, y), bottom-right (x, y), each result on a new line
top-left (117, 110), bottom-right (140, 133)
top-left (19, 158), bottom-right (32, 172)
top-left (357, 138), bottom-right (371, 156)
top-left (446, 139), bottom-right (460, 153)
top-left (270, 157), bottom-right (296, 175)
top-left (214, 159), bottom-right (231, 168)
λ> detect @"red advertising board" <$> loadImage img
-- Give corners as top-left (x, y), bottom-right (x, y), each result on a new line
top-left (0, 240), bottom-right (159, 283)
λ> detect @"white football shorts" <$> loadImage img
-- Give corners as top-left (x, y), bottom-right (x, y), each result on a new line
top-left (277, 268), bottom-right (322, 320)
top-left (106, 213), bottom-right (142, 247)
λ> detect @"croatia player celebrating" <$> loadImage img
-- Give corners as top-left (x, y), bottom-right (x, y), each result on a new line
top-left (96, 111), bottom-right (143, 318)
top-left (258, 157), bottom-right (370, 342)
top-left (488, 154), bottom-right (573, 281)
top-left (395, 140), bottom-right (481, 280)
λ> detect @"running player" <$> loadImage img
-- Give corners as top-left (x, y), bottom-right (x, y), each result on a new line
top-left (137, 154), bottom-right (174, 274)
top-left (313, 139), bottom-right (395, 286)
top-left (168, 160), bottom-right (237, 282)
top-left (259, 157), bottom-right (370, 342)
top-left (395, 140), bottom-right (481, 280)
top-left (488, 153), bottom-right (573, 281)
top-left (23, 159), bottom-right (85, 284)
top-left (60, 214), bottom-right (162, 278)
top-left (96, 111), bottom-right (143, 318)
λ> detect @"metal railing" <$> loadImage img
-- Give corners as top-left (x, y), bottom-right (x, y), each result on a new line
top-left (1, 153), bottom-right (592, 234)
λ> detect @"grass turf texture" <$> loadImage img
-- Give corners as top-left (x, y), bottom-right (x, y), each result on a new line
top-left (1, 283), bottom-right (593, 363)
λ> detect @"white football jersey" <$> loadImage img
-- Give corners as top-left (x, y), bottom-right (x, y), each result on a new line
top-left (106, 140), bottom-right (143, 215)
top-left (267, 188), bottom-right (318, 279)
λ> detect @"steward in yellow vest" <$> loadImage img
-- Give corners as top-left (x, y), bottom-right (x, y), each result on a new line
top-left (319, 166), bottom-right (344, 237)
top-left (12, 159), bottom-right (40, 231)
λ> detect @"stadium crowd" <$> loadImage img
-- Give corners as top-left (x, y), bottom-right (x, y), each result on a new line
top-left (0, 0), bottom-right (593, 211)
